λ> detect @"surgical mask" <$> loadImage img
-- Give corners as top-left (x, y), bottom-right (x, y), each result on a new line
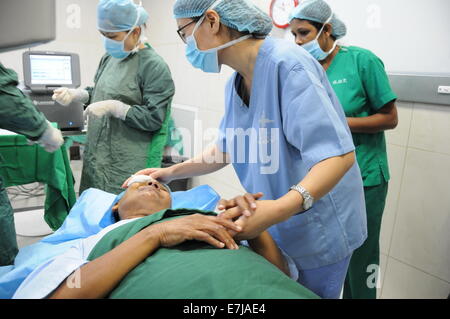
top-left (102, 5), bottom-right (142, 59)
top-left (302, 13), bottom-right (337, 61)
top-left (185, 0), bottom-right (252, 73)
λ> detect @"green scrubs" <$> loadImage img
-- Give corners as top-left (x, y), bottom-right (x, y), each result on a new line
top-left (80, 44), bottom-right (175, 195)
top-left (0, 63), bottom-right (48, 265)
top-left (88, 209), bottom-right (319, 299)
top-left (326, 46), bottom-right (397, 299)
top-left (0, 133), bottom-right (77, 231)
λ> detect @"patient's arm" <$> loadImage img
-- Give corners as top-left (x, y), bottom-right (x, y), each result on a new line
top-left (217, 193), bottom-right (291, 277)
top-left (49, 226), bottom-right (161, 299)
top-left (48, 215), bottom-right (241, 299)
top-left (247, 232), bottom-right (290, 277)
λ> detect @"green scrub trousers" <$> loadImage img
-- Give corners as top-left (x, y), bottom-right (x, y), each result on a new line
top-left (343, 181), bottom-right (388, 299)
top-left (0, 62), bottom-right (48, 266)
top-left (0, 176), bottom-right (18, 266)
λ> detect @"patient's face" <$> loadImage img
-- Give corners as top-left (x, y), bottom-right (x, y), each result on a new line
top-left (115, 180), bottom-right (172, 220)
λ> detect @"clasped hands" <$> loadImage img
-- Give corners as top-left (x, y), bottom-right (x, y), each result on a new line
top-left (148, 192), bottom-right (277, 251)
top-left (217, 192), bottom-right (279, 241)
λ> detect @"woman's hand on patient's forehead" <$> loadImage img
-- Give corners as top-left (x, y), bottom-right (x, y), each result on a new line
top-left (121, 167), bottom-right (174, 188)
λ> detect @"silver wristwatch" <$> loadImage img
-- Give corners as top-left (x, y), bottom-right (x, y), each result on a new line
top-left (290, 185), bottom-right (314, 211)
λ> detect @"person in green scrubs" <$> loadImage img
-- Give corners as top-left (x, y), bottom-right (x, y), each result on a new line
top-left (53, 0), bottom-right (175, 195)
top-left (289, 0), bottom-right (398, 299)
top-left (0, 63), bottom-right (64, 266)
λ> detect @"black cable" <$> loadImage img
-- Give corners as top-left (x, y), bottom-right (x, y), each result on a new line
top-left (7, 183), bottom-right (45, 199)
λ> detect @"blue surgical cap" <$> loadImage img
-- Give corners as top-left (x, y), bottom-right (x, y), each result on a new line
top-left (173, 0), bottom-right (273, 36)
top-left (289, 0), bottom-right (347, 40)
top-left (97, 0), bottom-right (149, 33)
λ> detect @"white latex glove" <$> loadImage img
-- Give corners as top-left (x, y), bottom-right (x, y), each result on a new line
top-left (83, 100), bottom-right (131, 121)
top-left (35, 122), bottom-right (64, 153)
top-left (52, 88), bottom-right (89, 106)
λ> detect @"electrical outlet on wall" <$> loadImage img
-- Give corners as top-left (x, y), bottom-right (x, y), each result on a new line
top-left (437, 86), bottom-right (450, 94)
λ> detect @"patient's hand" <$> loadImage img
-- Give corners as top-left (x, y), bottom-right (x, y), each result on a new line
top-left (221, 200), bottom-right (282, 241)
top-left (217, 192), bottom-right (263, 219)
top-left (151, 214), bottom-right (242, 250)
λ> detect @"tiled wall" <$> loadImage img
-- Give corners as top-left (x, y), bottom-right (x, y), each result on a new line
top-left (380, 102), bottom-right (450, 298)
top-left (147, 0), bottom-right (449, 299)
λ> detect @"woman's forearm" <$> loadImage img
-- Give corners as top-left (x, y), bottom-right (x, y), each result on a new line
top-left (221, 152), bottom-right (357, 240)
top-left (49, 228), bottom-right (162, 299)
top-left (275, 151), bottom-right (356, 222)
top-left (348, 114), bottom-right (397, 133)
top-left (347, 101), bottom-right (398, 134)
top-left (170, 144), bottom-right (229, 180)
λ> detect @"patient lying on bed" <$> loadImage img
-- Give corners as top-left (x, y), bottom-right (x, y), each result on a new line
top-left (12, 178), bottom-right (318, 299)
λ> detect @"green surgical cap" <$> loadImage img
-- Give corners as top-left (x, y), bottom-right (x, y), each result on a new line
top-left (289, 0), bottom-right (347, 40)
top-left (173, 0), bottom-right (273, 37)
top-left (97, 0), bottom-right (149, 32)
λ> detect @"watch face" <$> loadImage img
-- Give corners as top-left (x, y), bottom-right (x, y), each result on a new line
top-left (270, 0), bottom-right (299, 29)
top-left (304, 197), bottom-right (313, 210)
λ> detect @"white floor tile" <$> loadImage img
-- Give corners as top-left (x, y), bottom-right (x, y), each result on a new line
top-left (16, 235), bottom-right (45, 249)
top-left (14, 209), bottom-right (53, 237)
top-left (381, 257), bottom-right (450, 299)
top-left (390, 149), bottom-right (450, 282)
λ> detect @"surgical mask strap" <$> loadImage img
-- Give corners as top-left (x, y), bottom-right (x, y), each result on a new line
top-left (192, 0), bottom-right (223, 36)
top-left (124, 6), bottom-right (143, 51)
top-left (191, 0), bottom-right (225, 39)
top-left (325, 40), bottom-right (338, 55)
top-left (206, 34), bottom-right (253, 52)
top-left (314, 12), bottom-right (334, 41)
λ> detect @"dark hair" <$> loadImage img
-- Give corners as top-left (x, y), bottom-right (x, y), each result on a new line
top-left (227, 27), bottom-right (251, 40)
top-left (113, 209), bottom-right (121, 222)
top-left (306, 20), bottom-right (336, 41)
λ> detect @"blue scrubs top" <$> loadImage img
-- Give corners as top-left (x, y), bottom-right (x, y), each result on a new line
top-left (217, 37), bottom-right (367, 270)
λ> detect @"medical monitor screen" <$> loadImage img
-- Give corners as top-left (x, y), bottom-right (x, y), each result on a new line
top-left (30, 54), bottom-right (73, 85)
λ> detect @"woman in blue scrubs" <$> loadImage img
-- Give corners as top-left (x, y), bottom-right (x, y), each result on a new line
top-left (126, 0), bottom-right (367, 299)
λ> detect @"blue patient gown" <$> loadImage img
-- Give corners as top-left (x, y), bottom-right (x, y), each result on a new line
top-left (217, 37), bottom-right (367, 271)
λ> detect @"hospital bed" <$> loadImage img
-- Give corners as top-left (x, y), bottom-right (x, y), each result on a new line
top-left (0, 185), bottom-right (316, 299)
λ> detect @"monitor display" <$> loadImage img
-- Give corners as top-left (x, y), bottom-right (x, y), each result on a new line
top-left (30, 54), bottom-right (73, 85)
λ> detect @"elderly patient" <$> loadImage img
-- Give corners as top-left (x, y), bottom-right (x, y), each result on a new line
top-left (13, 178), bottom-right (317, 299)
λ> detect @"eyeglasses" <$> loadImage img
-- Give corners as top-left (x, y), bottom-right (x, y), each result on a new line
top-left (176, 19), bottom-right (199, 44)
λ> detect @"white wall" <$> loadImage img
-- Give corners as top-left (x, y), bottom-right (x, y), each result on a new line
top-left (0, 0), bottom-right (104, 88)
top-left (291, 0), bottom-right (450, 74)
